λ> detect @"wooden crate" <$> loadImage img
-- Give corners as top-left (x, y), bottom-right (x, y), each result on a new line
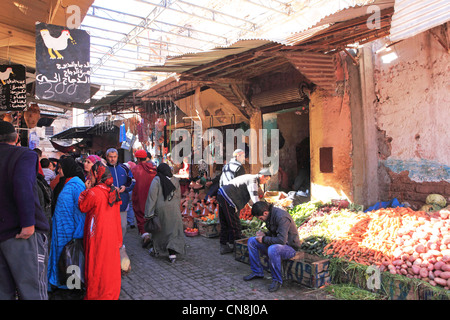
top-left (234, 238), bottom-right (331, 288)
top-left (194, 218), bottom-right (220, 238)
top-left (333, 259), bottom-right (450, 300)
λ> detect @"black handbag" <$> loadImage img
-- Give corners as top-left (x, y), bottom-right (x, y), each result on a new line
top-left (144, 215), bottom-right (161, 233)
top-left (58, 238), bottom-right (85, 286)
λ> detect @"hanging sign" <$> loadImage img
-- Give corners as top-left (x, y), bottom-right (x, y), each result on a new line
top-left (35, 22), bottom-right (90, 104)
top-left (0, 64), bottom-right (27, 111)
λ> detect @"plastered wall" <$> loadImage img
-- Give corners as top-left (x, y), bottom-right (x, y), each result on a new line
top-left (309, 52), bottom-right (354, 203)
top-left (372, 26), bottom-right (450, 208)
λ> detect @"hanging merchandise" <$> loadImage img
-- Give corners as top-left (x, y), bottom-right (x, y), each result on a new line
top-left (119, 122), bottom-right (126, 142)
top-left (28, 130), bottom-right (39, 150)
top-left (137, 119), bottom-right (144, 142)
top-left (121, 131), bottom-right (136, 151)
top-left (23, 103), bottom-right (41, 129)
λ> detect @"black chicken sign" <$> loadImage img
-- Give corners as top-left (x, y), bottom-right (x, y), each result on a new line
top-left (35, 22), bottom-right (90, 104)
top-left (0, 64), bottom-right (27, 111)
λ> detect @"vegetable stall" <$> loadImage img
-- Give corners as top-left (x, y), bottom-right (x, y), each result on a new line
top-left (239, 193), bottom-right (450, 299)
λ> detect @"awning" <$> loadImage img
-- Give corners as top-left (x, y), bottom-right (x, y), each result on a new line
top-left (134, 0), bottom-right (395, 76)
top-left (50, 140), bottom-right (81, 154)
top-left (134, 40), bottom-right (273, 74)
top-left (90, 89), bottom-right (141, 114)
top-left (389, 0), bottom-right (450, 42)
top-left (50, 126), bottom-right (92, 140)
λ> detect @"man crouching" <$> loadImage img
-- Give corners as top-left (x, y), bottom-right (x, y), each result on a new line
top-left (243, 201), bottom-right (301, 292)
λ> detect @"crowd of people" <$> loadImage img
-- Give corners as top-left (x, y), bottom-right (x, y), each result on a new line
top-left (0, 119), bottom-right (188, 300)
top-left (1, 119), bottom-right (302, 299)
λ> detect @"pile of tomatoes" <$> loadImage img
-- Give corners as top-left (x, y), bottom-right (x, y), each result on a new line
top-left (239, 205), bottom-right (253, 221)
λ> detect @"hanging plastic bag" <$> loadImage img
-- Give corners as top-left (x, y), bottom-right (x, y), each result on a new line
top-left (119, 122), bottom-right (126, 142)
top-left (58, 238), bottom-right (85, 287)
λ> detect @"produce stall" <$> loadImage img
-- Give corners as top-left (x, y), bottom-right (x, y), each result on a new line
top-left (234, 192), bottom-right (450, 299)
top-left (180, 188), bottom-right (219, 234)
top-left (290, 194), bottom-right (450, 299)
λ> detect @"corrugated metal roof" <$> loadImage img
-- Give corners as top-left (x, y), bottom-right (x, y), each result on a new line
top-left (247, 0), bottom-right (382, 44)
top-left (134, 0), bottom-right (397, 76)
top-left (134, 39), bottom-right (273, 74)
top-left (389, 0), bottom-right (450, 42)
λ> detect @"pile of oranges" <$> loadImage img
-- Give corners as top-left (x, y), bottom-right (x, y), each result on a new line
top-left (185, 227), bottom-right (198, 233)
top-left (200, 213), bottom-right (216, 222)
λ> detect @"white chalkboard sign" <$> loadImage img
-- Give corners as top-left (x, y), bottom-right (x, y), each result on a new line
top-left (35, 22), bottom-right (90, 104)
top-left (0, 64), bottom-right (27, 111)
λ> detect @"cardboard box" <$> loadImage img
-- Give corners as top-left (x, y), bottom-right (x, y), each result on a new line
top-left (263, 191), bottom-right (292, 207)
top-left (195, 218), bottom-right (220, 238)
top-left (234, 238), bottom-right (331, 288)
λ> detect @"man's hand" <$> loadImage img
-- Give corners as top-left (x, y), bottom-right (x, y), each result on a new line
top-left (16, 225), bottom-right (35, 239)
top-left (118, 186), bottom-right (126, 193)
top-left (255, 235), bottom-right (264, 243)
top-left (256, 231), bottom-right (265, 237)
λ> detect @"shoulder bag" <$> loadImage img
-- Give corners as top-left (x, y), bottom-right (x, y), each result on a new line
top-left (144, 214), bottom-right (161, 233)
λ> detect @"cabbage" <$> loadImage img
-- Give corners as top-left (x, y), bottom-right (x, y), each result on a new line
top-left (425, 194), bottom-right (447, 208)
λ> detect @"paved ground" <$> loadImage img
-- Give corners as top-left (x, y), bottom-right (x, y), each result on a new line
top-left (118, 226), bottom-right (335, 301)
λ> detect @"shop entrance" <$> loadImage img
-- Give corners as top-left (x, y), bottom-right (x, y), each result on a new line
top-left (263, 105), bottom-right (310, 193)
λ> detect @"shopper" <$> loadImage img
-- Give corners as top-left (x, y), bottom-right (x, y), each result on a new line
top-left (105, 148), bottom-right (135, 273)
top-left (47, 156), bottom-right (86, 291)
top-left (131, 149), bottom-right (157, 248)
top-left (216, 168), bottom-right (272, 254)
top-left (124, 162), bottom-right (137, 230)
top-left (78, 162), bottom-right (122, 300)
top-left (51, 155), bottom-right (85, 216)
top-left (83, 154), bottom-right (102, 180)
top-left (219, 148), bottom-right (246, 187)
top-left (0, 121), bottom-right (50, 300)
top-left (40, 158), bottom-right (56, 185)
top-left (243, 201), bottom-right (301, 292)
top-left (145, 163), bottom-right (185, 263)
top-left (36, 163), bottom-right (53, 231)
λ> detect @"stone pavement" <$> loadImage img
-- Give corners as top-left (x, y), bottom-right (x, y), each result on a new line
top-left (119, 226), bottom-right (335, 301)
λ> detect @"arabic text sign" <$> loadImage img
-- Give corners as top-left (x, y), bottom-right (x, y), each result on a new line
top-left (0, 64), bottom-right (27, 111)
top-left (35, 22), bottom-right (90, 104)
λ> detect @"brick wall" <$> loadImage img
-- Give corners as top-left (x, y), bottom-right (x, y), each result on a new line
top-left (387, 170), bottom-right (450, 210)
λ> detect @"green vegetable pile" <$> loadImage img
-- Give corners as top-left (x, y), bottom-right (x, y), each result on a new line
top-left (289, 200), bottom-right (366, 256)
top-left (299, 235), bottom-right (328, 256)
top-left (241, 217), bottom-right (265, 238)
top-left (288, 200), bottom-right (323, 226)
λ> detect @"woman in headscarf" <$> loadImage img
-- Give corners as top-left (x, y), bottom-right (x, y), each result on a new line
top-left (83, 155), bottom-right (102, 180)
top-left (47, 156), bottom-right (86, 291)
top-left (51, 155), bottom-right (85, 215)
top-left (144, 163), bottom-right (185, 263)
top-left (78, 162), bottom-right (122, 300)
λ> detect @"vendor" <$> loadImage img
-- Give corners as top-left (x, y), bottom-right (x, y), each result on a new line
top-left (219, 149), bottom-right (246, 187)
top-left (216, 168), bottom-right (272, 255)
top-left (243, 201), bottom-right (301, 293)
top-left (292, 166), bottom-right (310, 197)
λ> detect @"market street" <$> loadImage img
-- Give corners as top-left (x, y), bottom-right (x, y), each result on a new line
top-left (118, 226), bottom-right (334, 301)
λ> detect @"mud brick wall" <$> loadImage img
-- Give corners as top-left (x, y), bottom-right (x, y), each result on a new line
top-left (387, 170), bottom-right (450, 210)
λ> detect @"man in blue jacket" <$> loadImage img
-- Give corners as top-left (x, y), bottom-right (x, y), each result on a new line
top-left (0, 121), bottom-right (50, 299)
top-left (105, 148), bottom-right (135, 272)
